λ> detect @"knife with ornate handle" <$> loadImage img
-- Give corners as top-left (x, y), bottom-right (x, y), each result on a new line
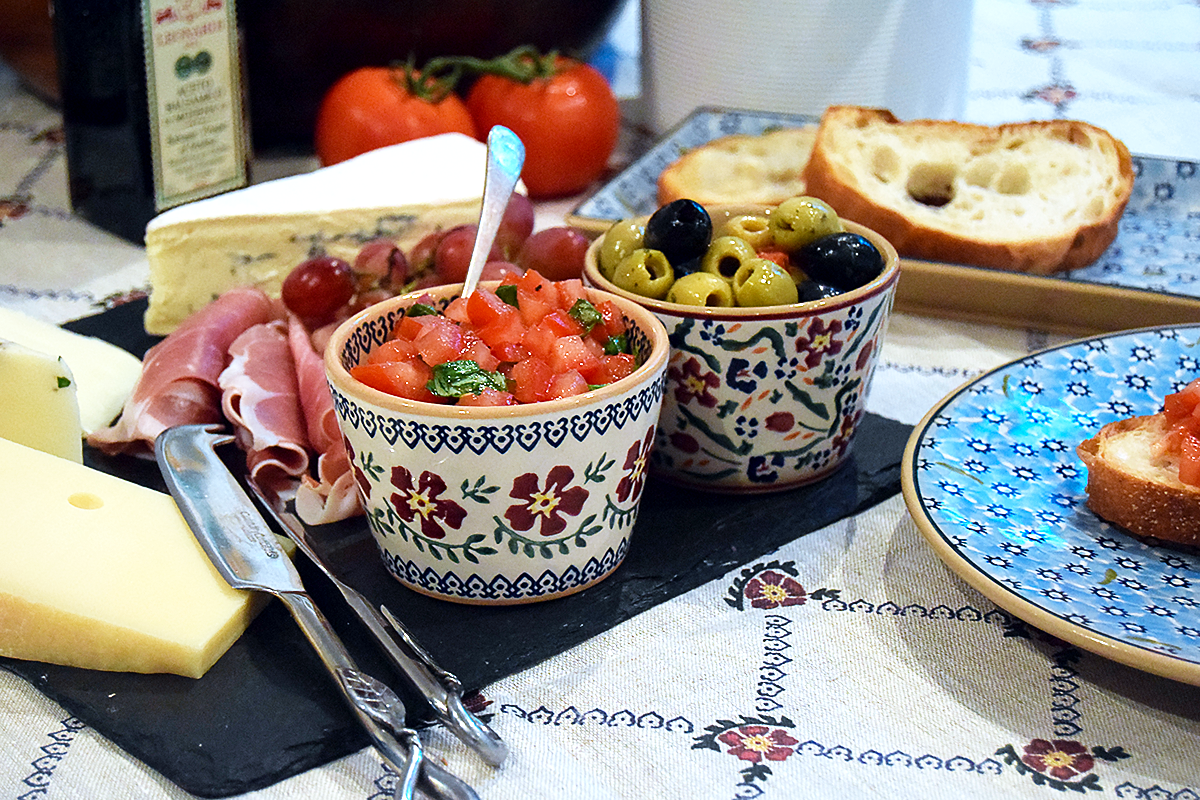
top-left (155, 424), bottom-right (479, 800)
top-left (245, 478), bottom-right (509, 768)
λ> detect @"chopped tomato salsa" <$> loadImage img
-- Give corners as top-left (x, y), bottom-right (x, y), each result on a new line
top-left (1160, 377), bottom-right (1200, 486)
top-left (349, 271), bottom-right (637, 405)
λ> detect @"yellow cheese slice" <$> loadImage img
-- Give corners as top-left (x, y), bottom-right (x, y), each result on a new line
top-left (0, 437), bottom-right (263, 677)
top-left (0, 339), bottom-right (83, 462)
top-left (0, 308), bottom-right (143, 435)
top-left (144, 132), bottom-right (500, 335)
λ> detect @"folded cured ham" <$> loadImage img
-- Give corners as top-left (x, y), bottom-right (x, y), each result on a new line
top-left (90, 286), bottom-right (366, 524)
top-left (89, 287), bottom-right (277, 456)
top-left (287, 316), bottom-right (362, 524)
top-left (219, 321), bottom-right (311, 490)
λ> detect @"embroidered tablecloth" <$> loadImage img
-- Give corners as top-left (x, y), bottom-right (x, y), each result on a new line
top-left (2, 1), bottom-right (1199, 797)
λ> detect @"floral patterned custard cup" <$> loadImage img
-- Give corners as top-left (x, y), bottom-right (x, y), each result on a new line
top-left (325, 283), bottom-right (669, 605)
top-left (583, 207), bottom-right (899, 493)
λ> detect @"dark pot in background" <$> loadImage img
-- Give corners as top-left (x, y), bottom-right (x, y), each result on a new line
top-left (241, 0), bottom-right (624, 153)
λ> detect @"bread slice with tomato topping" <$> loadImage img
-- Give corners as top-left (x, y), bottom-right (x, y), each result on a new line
top-left (1077, 384), bottom-right (1200, 547)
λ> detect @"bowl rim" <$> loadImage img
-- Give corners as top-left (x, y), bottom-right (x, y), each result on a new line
top-left (582, 205), bottom-right (900, 320)
top-left (324, 280), bottom-right (670, 420)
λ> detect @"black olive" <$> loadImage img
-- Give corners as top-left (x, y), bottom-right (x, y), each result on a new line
top-left (796, 279), bottom-right (843, 302)
top-left (673, 255), bottom-right (703, 277)
top-left (795, 232), bottom-right (884, 291)
top-left (644, 199), bottom-right (712, 268)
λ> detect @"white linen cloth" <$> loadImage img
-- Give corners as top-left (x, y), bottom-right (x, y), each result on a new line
top-left (2, 1), bottom-right (1198, 797)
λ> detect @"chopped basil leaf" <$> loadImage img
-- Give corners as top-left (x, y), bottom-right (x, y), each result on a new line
top-left (603, 333), bottom-right (629, 355)
top-left (496, 283), bottom-right (519, 307)
top-left (568, 299), bottom-right (602, 335)
top-left (406, 303), bottom-right (438, 317)
top-left (427, 359), bottom-right (507, 398)
top-left (57, 376), bottom-right (72, 389)
top-left (587, 383), bottom-right (606, 391)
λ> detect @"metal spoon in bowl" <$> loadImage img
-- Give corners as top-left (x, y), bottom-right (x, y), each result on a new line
top-left (461, 125), bottom-right (526, 300)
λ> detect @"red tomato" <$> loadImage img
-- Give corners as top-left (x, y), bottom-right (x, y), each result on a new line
top-left (350, 360), bottom-right (438, 403)
top-left (466, 57), bottom-right (619, 198)
top-left (458, 388), bottom-right (517, 407)
top-left (1181, 433), bottom-right (1200, 486)
top-left (548, 370), bottom-right (590, 399)
top-left (507, 357), bottom-right (553, 404)
top-left (364, 274), bottom-right (635, 405)
top-left (314, 67), bottom-right (477, 166)
top-left (1164, 378), bottom-right (1200, 420)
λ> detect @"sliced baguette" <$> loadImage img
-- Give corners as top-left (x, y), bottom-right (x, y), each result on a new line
top-left (1077, 414), bottom-right (1200, 547)
top-left (801, 106), bottom-right (1135, 275)
top-left (657, 127), bottom-right (816, 207)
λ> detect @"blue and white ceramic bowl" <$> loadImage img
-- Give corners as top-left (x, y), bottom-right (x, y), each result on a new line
top-left (584, 206), bottom-right (900, 493)
top-left (325, 283), bottom-right (669, 605)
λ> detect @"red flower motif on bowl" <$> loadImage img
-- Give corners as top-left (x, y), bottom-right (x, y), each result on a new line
top-left (795, 318), bottom-right (844, 369)
top-left (617, 427), bottom-right (655, 502)
top-left (669, 356), bottom-right (720, 407)
top-left (505, 465), bottom-right (589, 537)
top-left (389, 466), bottom-right (466, 540)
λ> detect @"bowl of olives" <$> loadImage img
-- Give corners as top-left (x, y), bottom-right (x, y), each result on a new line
top-left (582, 196), bottom-right (900, 493)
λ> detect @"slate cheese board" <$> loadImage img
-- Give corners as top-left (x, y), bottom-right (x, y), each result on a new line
top-left (0, 297), bottom-right (912, 797)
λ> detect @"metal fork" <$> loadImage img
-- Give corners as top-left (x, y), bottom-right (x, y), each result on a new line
top-left (246, 479), bottom-right (509, 768)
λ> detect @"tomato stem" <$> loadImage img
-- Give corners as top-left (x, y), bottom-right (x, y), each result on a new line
top-left (394, 45), bottom-right (565, 99)
top-left (392, 55), bottom-right (461, 103)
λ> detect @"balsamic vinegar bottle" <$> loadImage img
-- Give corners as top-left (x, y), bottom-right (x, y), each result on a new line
top-left (52, 0), bottom-right (250, 244)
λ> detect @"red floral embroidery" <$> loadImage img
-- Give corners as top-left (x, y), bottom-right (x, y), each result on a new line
top-left (795, 318), bottom-right (844, 369)
top-left (0, 198), bottom-right (29, 222)
top-left (617, 427), bottom-right (655, 502)
top-left (389, 466), bottom-right (466, 540)
top-left (505, 466), bottom-right (589, 537)
top-left (744, 571), bottom-right (807, 609)
top-left (1022, 739), bottom-right (1095, 780)
top-left (717, 725), bottom-right (799, 763)
top-left (669, 356), bottom-right (720, 407)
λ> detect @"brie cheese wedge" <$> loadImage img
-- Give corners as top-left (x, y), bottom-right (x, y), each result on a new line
top-left (144, 133), bottom-right (496, 335)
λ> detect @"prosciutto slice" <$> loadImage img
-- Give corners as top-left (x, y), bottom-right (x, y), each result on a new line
top-left (286, 315), bottom-right (362, 524)
top-left (219, 321), bottom-right (311, 490)
top-left (88, 286), bottom-right (276, 456)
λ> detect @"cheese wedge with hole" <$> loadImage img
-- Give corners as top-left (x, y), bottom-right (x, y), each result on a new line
top-left (144, 132), bottom-right (497, 335)
top-left (0, 339), bottom-right (83, 462)
top-left (0, 308), bottom-right (143, 435)
top-left (0, 437), bottom-right (263, 677)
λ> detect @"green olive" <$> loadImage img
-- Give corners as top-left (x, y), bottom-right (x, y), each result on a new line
top-left (598, 218), bottom-right (646, 280)
top-left (732, 258), bottom-right (800, 307)
top-left (769, 196), bottom-right (842, 252)
top-left (666, 272), bottom-right (735, 307)
top-left (612, 248), bottom-right (674, 299)
top-left (717, 213), bottom-right (773, 250)
top-left (700, 235), bottom-right (756, 282)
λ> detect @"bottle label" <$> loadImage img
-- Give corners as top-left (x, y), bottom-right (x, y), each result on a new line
top-left (143, 0), bottom-right (247, 211)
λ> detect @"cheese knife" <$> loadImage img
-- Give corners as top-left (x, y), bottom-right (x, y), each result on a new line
top-left (245, 478), bottom-right (509, 768)
top-left (155, 424), bottom-right (479, 800)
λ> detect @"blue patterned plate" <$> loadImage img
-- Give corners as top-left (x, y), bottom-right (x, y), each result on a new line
top-left (902, 325), bottom-right (1200, 686)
